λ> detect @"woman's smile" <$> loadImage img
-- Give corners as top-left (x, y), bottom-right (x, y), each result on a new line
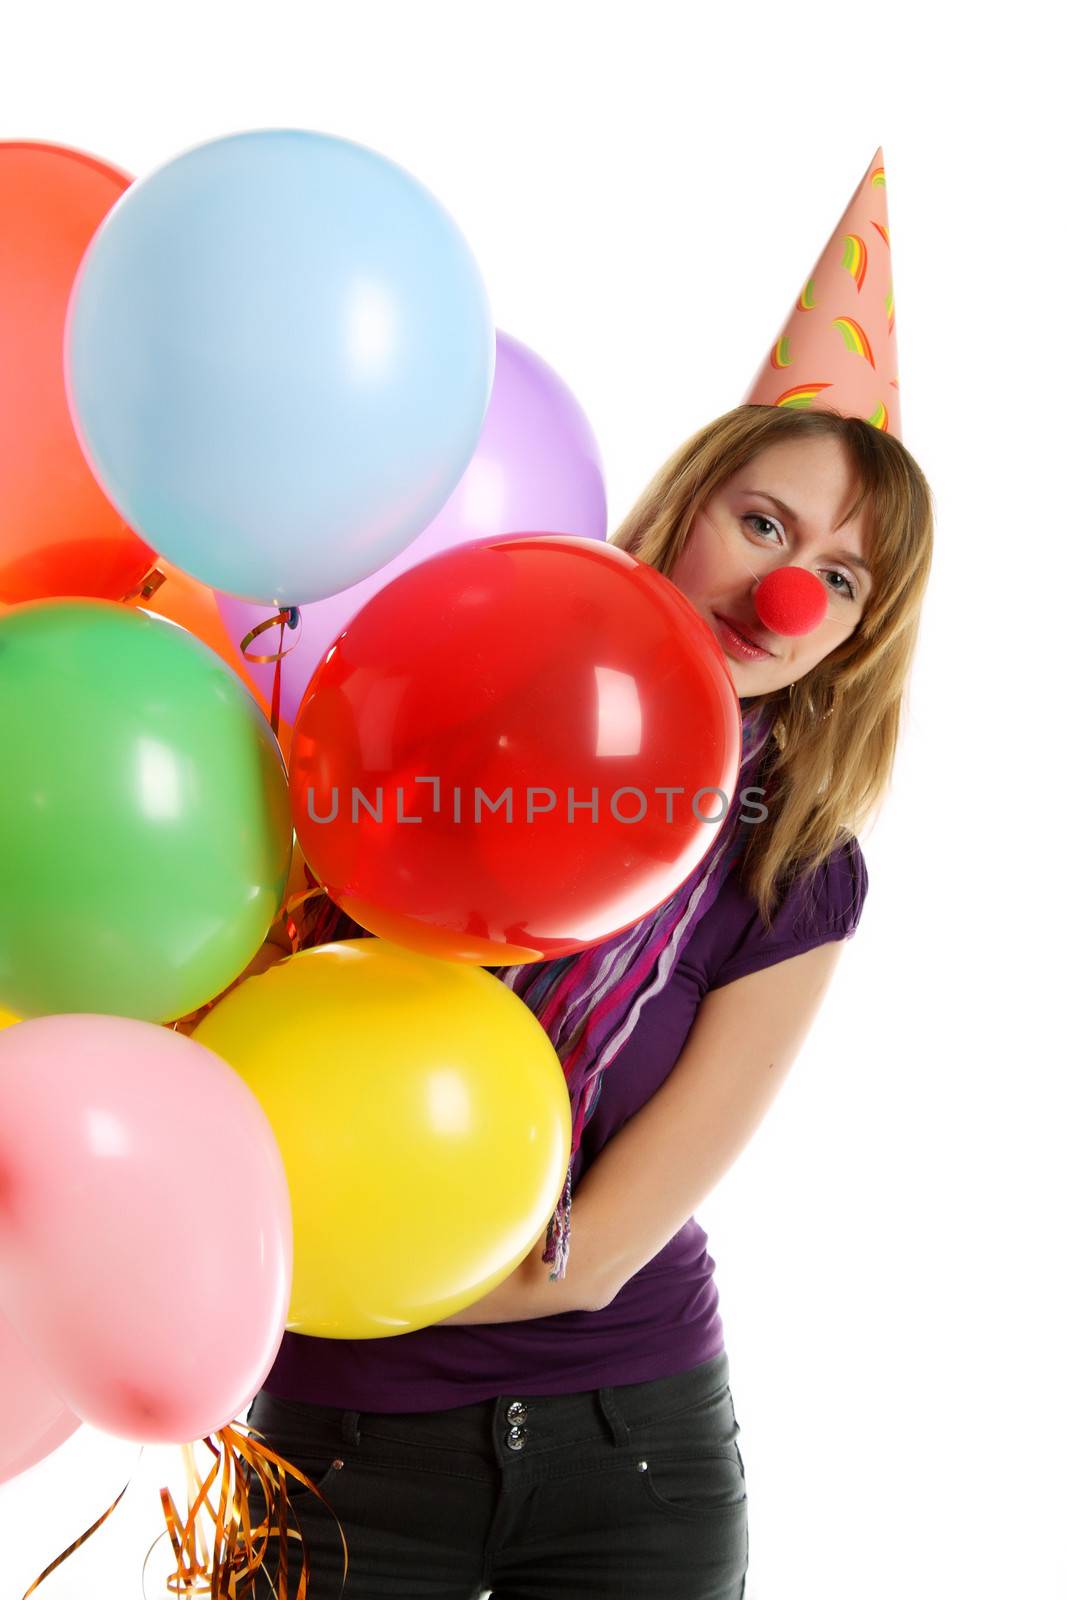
top-left (711, 613), bottom-right (776, 661)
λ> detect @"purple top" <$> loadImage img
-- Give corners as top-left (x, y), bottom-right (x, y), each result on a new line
top-left (261, 833), bottom-right (868, 1412)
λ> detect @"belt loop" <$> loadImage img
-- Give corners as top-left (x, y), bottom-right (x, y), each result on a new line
top-left (596, 1387), bottom-right (630, 1448)
top-left (342, 1409), bottom-right (361, 1448)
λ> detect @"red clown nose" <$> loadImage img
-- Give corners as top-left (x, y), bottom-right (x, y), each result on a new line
top-left (753, 565), bottom-right (828, 637)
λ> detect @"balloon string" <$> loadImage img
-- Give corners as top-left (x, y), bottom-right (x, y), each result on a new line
top-left (121, 566), bottom-right (168, 604)
top-left (17, 1451), bottom-right (143, 1597)
top-left (239, 607), bottom-right (301, 740)
top-left (270, 650), bottom-right (283, 737)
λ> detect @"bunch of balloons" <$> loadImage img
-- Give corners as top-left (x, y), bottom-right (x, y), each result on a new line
top-left (0, 127), bottom-right (741, 1594)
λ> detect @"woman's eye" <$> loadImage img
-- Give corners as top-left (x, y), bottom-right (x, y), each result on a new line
top-left (743, 514), bottom-right (857, 602)
top-left (743, 514), bottom-right (781, 541)
top-left (825, 570), bottom-right (858, 601)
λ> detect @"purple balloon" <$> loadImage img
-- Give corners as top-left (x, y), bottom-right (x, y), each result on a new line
top-left (216, 329), bottom-right (607, 723)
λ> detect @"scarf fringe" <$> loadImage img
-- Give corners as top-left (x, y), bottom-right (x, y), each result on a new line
top-left (522, 703), bottom-right (778, 1281)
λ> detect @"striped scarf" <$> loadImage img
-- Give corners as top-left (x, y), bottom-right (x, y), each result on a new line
top-left (488, 697), bottom-right (778, 1283)
top-left (299, 699), bottom-right (778, 1287)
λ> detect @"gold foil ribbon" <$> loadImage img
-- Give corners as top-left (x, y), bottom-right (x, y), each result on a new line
top-left (121, 566), bottom-right (168, 604)
top-left (238, 608), bottom-right (302, 741)
top-left (19, 1420), bottom-right (349, 1599)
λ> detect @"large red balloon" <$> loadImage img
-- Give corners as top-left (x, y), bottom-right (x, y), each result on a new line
top-left (0, 141), bottom-right (156, 603)
top-left (289, 534), bottom-right (741, 964)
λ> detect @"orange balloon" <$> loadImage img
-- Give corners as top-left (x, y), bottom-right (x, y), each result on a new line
top-left (0, 141), bottom-right (157, 604)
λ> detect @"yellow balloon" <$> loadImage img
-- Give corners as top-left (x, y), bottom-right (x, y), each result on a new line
top-left (193, 939), bottom-right (571, 1338)
top-left (0, 1006), bottom-right (20, 1030)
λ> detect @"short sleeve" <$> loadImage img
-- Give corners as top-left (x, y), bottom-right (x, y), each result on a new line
top-left (708, 833), bottom-right (869, 991)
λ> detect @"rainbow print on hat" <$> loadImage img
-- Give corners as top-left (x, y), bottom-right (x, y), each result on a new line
top-left (742, 146), bottom-right (901, 441)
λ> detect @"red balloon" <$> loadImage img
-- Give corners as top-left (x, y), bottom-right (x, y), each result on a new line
top-left (289, 534), bottom-right (741, 964)
top-left (0, 141), bottom-right (156, 603)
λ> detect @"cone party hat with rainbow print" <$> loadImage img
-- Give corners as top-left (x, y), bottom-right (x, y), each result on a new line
top-left (742, 146), bottom-right (901, 440)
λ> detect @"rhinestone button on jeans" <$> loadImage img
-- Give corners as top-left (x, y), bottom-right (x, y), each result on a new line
top-left (506, 1402), bottom-right (528, 1423)
top-left (506, 1425), bottom-right (528, 1451)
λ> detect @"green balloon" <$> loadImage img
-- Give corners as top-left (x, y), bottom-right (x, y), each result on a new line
top-left (0, 599), bottom-right (292, 1021)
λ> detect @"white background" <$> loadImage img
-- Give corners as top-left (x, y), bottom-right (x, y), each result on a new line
top-left (2, 3), bottom-right (1062, 1597)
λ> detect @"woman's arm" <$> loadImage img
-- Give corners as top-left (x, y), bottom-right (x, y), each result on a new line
top-left (433, 1230), bottom-right (597, 1324)
top-left (567, 937), bottom-right (851, 1312)
top-left (438, 937), bottom-right (850, 1325)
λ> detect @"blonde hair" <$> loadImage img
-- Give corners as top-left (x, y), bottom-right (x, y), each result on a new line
top-left (610, 404), bottom-right (936, 927)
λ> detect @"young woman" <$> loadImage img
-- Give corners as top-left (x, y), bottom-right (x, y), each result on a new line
top-left (237, 400), bottom-right (935, 1599)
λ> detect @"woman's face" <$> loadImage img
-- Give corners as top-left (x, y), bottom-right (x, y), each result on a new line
top-left (668, 434), bottom-right (875, 698)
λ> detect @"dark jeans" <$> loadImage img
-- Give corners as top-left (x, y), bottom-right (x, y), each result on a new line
top-left (240, 1349), bottom-right (748, 1599)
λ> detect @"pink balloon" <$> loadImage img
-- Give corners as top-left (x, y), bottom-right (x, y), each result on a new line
top-left (0, 1312), bottom-right (81, 1487)
top-left (0, 1015), bottom-right (292, 1444)
top-left (216, 327), bottom-right (608, 723)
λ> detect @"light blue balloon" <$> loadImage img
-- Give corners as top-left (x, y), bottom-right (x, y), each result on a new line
top-left (65, 128), bottom-right (495, 607)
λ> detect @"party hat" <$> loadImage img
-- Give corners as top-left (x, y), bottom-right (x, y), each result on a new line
top-left (742, 146), bottom-right (901, 439)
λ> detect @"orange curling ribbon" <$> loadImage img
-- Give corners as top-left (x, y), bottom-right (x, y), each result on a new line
top-left (279, 884), bottom-right (327, 954)
top-left (18, 1421), bottom-right (350, 1600)
top-left (265, 857), bottom-right (343, 957)
top-left (120, 565), bottom-right (169, 604)
top-left (17, 1458), bottom-right (140, 1598)
top-left (238, 608), bottom-right (301, 740)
